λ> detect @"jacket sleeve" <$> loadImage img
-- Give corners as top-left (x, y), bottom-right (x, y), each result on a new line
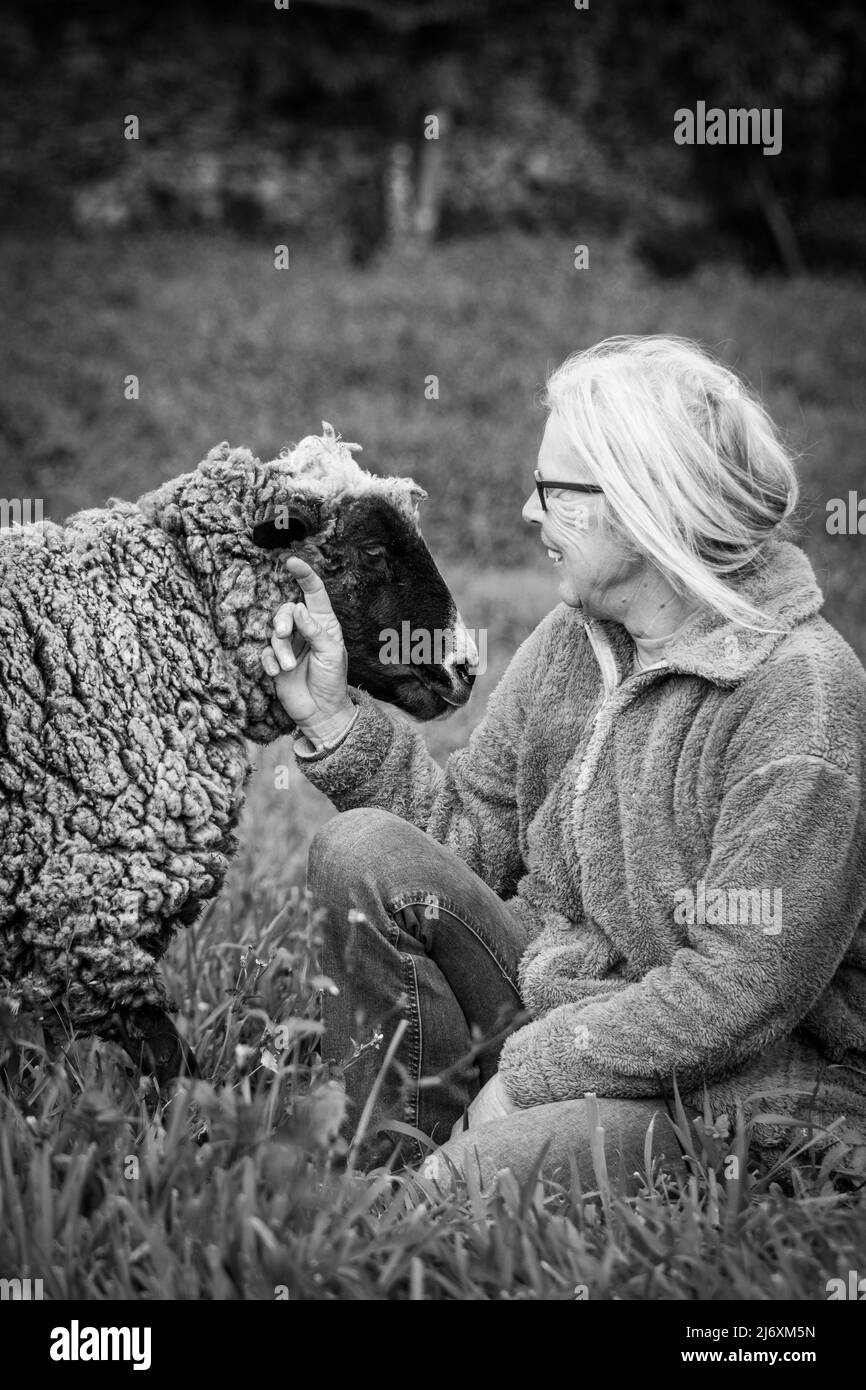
top-left (295, 611), bottom-right (556, 897)
top-left (498, 753), bottom-right (864, 1105)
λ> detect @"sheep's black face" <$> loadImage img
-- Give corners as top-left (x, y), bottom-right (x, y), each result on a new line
top-left (321, 494), bottom-right (477, 719)
top-left (253, 492), bottom-right (477, 721)
top-left (147, 438), bottom-right (478, 738)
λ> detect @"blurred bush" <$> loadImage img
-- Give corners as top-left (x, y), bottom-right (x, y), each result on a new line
top-left (1, 0), bottom-right (864, 274)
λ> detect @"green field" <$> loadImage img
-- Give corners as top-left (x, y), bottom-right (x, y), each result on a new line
top-left (2, 231), bottom-right (866, 1298)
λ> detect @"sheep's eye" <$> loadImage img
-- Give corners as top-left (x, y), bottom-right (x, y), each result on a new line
top-left (363, 545), bottom-right (388, 560)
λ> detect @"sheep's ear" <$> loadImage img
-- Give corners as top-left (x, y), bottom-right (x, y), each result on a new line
top-left (252, 498), bottom-right (321, 549)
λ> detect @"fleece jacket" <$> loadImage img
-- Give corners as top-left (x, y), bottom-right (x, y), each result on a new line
top-left (298, 539), bottom-right (866, 1144)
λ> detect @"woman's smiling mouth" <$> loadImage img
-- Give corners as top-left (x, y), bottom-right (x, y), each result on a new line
top-left (542, 535), bottom-right (564, 566)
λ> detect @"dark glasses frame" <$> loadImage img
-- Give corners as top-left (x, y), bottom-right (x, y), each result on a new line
top-left (533, 469), bottom-right (604, 512)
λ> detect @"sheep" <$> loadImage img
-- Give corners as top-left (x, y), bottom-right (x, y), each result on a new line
top-left (0, 423), bottom-right (476, 1084)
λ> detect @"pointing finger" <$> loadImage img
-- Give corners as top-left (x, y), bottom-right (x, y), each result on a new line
top-left (285, 555), bottom-right (338, 623)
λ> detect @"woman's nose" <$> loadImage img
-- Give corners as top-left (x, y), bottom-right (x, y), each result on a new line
top-left (523, 492), bottom-right (543, 525)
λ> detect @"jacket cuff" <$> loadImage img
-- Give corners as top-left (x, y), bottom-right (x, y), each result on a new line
top-left (293, 689), bottom-right (396, 801)
top-left (292, 704), bottom-right (360, 759)
top-left (498, 1011), bottom-right (596, 1108)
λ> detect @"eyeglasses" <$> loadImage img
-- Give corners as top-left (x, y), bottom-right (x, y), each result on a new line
top-left (533, 469), bottom-right (604, 512)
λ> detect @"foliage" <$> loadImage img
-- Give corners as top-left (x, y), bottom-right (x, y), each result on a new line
top-left (0, 0), bottom-right (864, 270)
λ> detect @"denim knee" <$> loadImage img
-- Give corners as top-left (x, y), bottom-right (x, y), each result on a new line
top-left (307, 807), bottom-right (407, 897)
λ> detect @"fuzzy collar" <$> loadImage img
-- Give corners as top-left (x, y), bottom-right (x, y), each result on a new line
top-left (577, 539), bottom-right (825, 689)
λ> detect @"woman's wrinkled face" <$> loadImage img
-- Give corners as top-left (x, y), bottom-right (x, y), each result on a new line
top-left (522, 413), bottom-right (639, 617)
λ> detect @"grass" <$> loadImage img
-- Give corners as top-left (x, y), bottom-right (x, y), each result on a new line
top-left (2, 888), bottom-right (866, 1302)
top-left (1, 229), bottom-right (866, 1298)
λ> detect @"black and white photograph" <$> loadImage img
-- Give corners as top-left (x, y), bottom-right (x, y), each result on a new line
top-left (1, 0), bottom-right (865, 1340)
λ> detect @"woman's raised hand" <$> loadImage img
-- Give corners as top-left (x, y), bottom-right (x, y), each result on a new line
top-left (261, 556), bottom-right (354, 740)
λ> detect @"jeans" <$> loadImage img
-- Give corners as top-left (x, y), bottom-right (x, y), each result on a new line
top-left (308, 807), bottom-right (530, 1167)
top-left (307, 807), bottom-right (682, 1181)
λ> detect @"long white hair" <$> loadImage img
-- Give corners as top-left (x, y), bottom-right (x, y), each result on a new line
top-left (544, 335), bottom-right (800, 628)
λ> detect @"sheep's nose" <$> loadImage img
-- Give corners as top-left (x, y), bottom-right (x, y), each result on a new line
top-left (454, 624), bottom-right (480, 672)
top-left (453, 661), bottom-right (476, 688)
top-left (440, 614), bottom-right (482, 693)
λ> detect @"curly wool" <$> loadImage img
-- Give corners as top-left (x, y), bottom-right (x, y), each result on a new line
top-left (0, 424), bottom-right (419, 1028)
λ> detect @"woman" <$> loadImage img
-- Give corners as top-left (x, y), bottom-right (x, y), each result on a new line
top-left (261, 336), bottom-right (866, 1186)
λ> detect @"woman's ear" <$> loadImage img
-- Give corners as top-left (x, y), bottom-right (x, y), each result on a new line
top-left (252, 497), bottom-right (322, 549)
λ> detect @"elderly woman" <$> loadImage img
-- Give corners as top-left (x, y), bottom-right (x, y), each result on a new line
top-left (262, 336), bottom-right (866, 1186)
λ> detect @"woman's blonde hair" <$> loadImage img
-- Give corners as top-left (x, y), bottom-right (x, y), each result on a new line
top-left (544, 335), bottom-right (799, 628)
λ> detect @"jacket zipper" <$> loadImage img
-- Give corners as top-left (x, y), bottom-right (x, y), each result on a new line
top-left (576, 621), bottom-right (667, 806)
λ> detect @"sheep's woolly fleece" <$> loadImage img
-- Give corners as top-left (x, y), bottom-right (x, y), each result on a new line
top-left (279, 423), bottom-right (425, 512)
top-left (0, 423), bottom-right (419, 1028)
